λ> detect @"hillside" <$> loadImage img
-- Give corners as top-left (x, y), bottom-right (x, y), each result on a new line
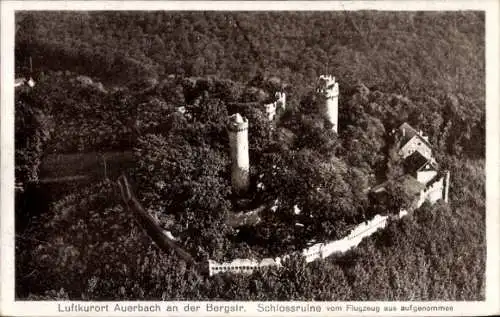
top-left (15, 11), bottom-right (485, 300)
top-left (16, 12), bottom-right (484, 100)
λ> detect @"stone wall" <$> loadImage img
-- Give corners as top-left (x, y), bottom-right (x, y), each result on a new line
top-left (208, 210), bottom-right (408, 276)
top-left (417, 170), bottom-right (438, 184)
top-left (415, 173), bottom-right (449, 208)
top-left (208, 258), bottom-right (281, 276)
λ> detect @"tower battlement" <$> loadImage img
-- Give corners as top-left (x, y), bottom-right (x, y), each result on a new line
top-left (318, 75), bottom-right (339, 97)
top-left (319, 75), bottom-right (336, 86)
top-left (228, 113), bottom-right (249, 132)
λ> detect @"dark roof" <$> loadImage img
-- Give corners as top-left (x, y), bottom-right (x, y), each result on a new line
top-left (397, 122), bottom-right (432, 149)
top-left (403, 151), bottom-right (429, 174)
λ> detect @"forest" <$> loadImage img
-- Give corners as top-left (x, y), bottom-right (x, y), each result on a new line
top-left (15, 11), bottom-right (485, 300)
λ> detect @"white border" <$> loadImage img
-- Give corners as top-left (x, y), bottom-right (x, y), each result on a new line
top-left (1, 1), bottom-right (499, 316)
top-left (0, 1), bottom-right (493, 11)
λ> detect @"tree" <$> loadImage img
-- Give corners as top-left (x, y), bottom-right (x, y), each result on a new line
top-left (383, 179), bottom-right (417, 213)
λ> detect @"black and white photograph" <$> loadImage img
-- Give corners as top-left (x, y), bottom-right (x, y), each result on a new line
top-left (2, 0), bottom-right (499, 315)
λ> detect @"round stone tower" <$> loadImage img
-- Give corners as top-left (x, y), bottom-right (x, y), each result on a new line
top-left (228, 113), bottom-right (250, 195)
top-left (319, 75), bottom-right (339, 132)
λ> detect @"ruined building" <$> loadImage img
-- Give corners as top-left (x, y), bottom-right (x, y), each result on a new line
top-left (209, 85), bottom-right (452, 277)
top-left (263, 91), bottom-right (286, 121)
top-left (228, 113), bottom-right (250, 195)
top-left (318, 75), bottom-right (339, 132)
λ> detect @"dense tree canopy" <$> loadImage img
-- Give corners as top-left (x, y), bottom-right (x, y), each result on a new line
top-left (15, 11), bottom-right (485, 301)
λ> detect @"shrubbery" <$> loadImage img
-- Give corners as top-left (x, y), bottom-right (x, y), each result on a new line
top-left (15, 91), bottom-right (53, 184)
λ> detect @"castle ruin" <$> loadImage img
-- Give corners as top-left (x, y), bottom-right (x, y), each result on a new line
top-left (209, 81), bottom-right (452, 277)
top-left (212, 118), bottom-right (451, 276)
